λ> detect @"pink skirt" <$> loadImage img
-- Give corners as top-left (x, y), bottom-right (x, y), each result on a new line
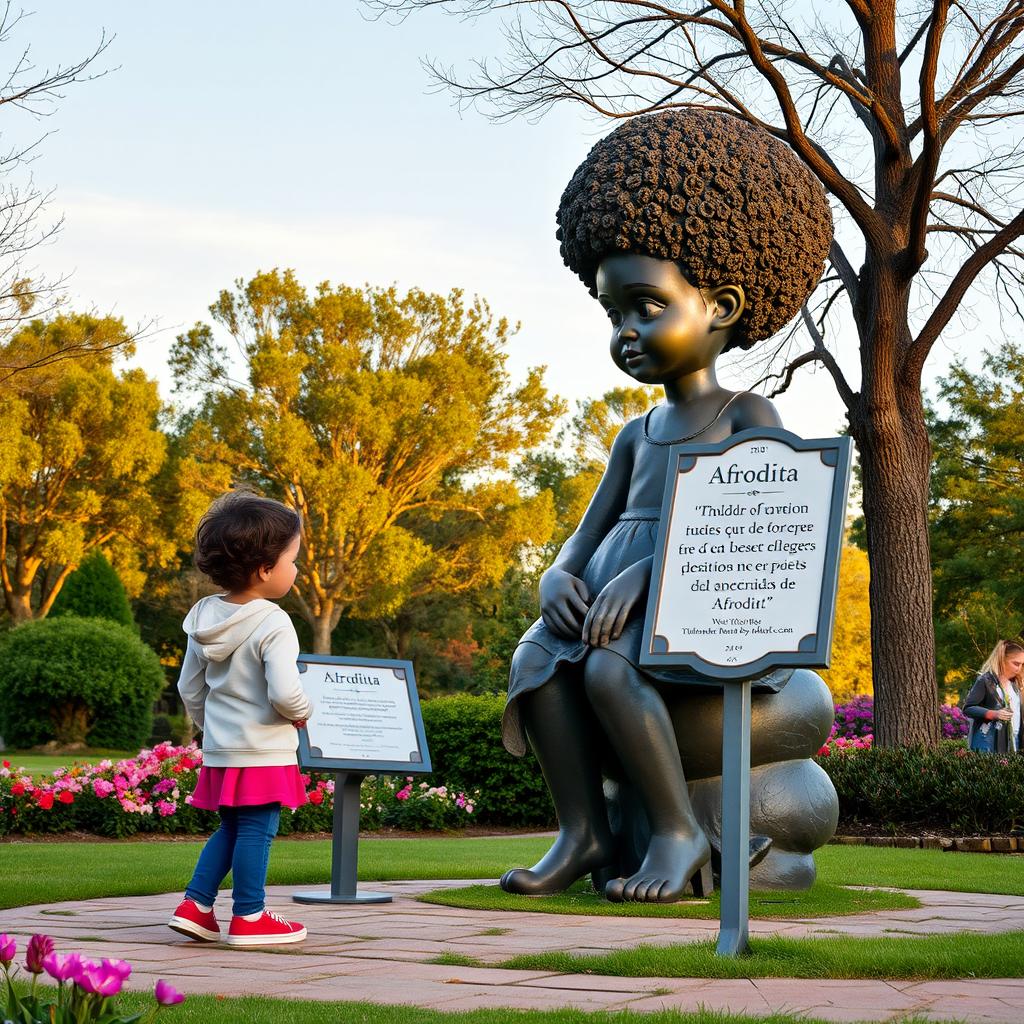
top-left (190, 765), bottom-right (308, 811)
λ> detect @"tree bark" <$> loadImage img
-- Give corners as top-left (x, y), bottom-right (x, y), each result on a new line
top-left (7, 587), bottom-right (32, 625)
top-left (851, 263), bottom-right (940, 747)
top-left (312, 613), bottom-right (333, 655)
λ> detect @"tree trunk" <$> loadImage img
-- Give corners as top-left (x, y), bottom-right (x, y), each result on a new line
top-left (7, 587), bottom-right (33, 624)
top-left (312, 614), bottom-right (333, 655)
top-left (852, 383), bottom-right (940, 747)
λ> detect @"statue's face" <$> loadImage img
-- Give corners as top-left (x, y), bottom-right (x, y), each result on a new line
top-left (596, 253), bottom-right (727, 386)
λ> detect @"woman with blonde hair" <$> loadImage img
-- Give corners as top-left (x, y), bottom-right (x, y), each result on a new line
top-left (963, 639), bottom-right (1024, 753)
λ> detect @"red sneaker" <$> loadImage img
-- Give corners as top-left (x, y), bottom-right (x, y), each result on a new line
top-left (168, 898), bottom-right (220, 942)
top-left (225, 909), bottom-right (306, 946)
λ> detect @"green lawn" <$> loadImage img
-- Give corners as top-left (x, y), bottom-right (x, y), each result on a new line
top-left (475, 930), bottom-right (1024, 980)
top-left (10, 989), bottom-right (856, 1024)
top-left (418, 880), bottom-right (917, 919)
top-left (4, 750), bottom-right (139, 777)
top-left (3, 836), bottom-right (1023, 911)
top-left (0, 836), bottom-right (552, 910)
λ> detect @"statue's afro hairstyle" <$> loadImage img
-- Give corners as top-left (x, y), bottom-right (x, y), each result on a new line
top-left (556, 108), bottom-right (833, 349)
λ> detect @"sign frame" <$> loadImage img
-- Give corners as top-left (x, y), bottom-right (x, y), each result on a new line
top-left (639, 427), bottom-right (852, 680)
top-left (295, 654), bottom-right (432, 776)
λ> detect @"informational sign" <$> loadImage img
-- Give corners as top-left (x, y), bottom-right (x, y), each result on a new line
top-left (296, 656), bottom-right (431, 775)
top-left (641, 428), bottom-right (851, 680)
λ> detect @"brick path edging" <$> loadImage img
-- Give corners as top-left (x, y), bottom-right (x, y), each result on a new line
top-left (830, 834), bottom-right (1022, 853)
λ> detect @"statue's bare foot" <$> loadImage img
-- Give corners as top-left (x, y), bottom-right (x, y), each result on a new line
top-left (604, 831), bottom-right (711, 903)
top-left (500, 828), bottom-right (615, 896)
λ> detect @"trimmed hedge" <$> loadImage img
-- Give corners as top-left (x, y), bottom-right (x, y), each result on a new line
top-left (0, 616), bottom-right (164, 749)
top-left (819, 741), bottom-right (1024, 834)
top-left (420, 692), bottom-right (554, 827)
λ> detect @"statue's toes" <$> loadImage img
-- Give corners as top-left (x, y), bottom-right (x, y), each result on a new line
top-left (499, 868), bottom-right (533, 895)
top-left (604, 877), bottom-right (627, 902)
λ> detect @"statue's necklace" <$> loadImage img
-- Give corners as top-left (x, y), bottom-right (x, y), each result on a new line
top-left (642, 392), bottom-right (743, 446)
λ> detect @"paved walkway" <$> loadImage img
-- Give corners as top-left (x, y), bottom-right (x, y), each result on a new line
top-left (3, 880), bottom-right (1024, 1022)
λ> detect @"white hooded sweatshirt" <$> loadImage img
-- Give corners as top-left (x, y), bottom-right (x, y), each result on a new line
top-left (177, 595), bottom-right (314, 768)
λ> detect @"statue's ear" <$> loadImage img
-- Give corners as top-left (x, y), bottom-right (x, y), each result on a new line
top-left (707, 284), bottom-right (745, 330)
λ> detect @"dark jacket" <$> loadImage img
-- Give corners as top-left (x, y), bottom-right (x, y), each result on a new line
top-left (963, 671), bottom-right (1022, 753)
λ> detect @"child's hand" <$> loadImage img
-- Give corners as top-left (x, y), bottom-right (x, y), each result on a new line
top-left (539, 568), bottom-right (591, 639)
top-left (583, 560), bottom-right (651, 647)
top-left (292, 719), bottom-right (307, 729)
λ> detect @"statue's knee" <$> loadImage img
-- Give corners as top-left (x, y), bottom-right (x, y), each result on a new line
top-left (583, 649), bottom-right (635, 712)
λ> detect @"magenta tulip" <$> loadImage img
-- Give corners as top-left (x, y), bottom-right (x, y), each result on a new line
top-left (24, 934), bottom-right (54, 974)
top-left (76, 960), bottom-right (124, 997)
top-left (102, 957), bottom-right (132, 980)
top-left (154, 979), bottom-right (185, 1005)
top-left (0, 934), bottom-right (15, 967)
top-left (42, 951), bottom-right (83, 982)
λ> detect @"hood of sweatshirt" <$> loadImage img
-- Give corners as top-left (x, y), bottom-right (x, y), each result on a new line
top-left (183, 596), bottom-right (280, 662)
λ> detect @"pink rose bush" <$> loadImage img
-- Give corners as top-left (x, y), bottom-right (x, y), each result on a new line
top-left (0, 744), bottom-right (478, 836)
top-left (0, 932), bottom-right (184, 1023)
top-left (0, 743), bottom-right (208, 838)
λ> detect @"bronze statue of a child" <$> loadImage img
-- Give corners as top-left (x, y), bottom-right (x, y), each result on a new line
top-left (500, 108), bottom-right (833, 903)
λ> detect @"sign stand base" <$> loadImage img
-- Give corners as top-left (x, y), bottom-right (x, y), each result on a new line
top-left (292, 772), bottom-right (392, 906)
top-left (716, 679), bottom-right (751, 957)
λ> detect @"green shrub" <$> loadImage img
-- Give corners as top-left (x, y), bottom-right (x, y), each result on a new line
top-left (819, 741), bottom-right (1024, 833)
top-left (420, 692), bottom-right (554, 827)
top-left (0, 617), bottom-right (165, 749)
top-left (49, 550), bottom-right (135, 628)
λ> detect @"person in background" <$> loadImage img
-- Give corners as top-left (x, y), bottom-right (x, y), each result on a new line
top-left (963, 639), bottom-right (1024, 753)
top-left (167, 490), bottom-right (313, 946)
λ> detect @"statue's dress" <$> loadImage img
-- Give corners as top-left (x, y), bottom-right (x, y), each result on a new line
top-left (501, 505), bottom-right (788, 757)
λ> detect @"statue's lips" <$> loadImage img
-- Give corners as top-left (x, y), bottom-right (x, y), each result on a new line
top-left (623, 351), bottom-right (647, 365)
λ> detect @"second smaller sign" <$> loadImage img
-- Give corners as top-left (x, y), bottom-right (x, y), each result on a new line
top-left (297, 656), bottom-right (431, 775)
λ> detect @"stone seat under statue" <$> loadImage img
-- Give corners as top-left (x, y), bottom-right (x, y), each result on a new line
top-left (601, 667), bottom-right (837, 891)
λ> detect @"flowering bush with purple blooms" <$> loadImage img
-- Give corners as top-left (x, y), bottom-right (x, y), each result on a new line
top-left (831, 695), bottom-right (969, 742)
top-left (0, 932), bottom-right (184, 1023)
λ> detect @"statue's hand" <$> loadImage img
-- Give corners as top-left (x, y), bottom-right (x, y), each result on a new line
top-left (583, 560), bottom-right (651, 647)
top-left (539, 568), bottom-right (591, 639)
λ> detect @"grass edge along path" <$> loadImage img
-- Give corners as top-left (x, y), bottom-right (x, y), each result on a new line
top-left (4, 837), bottom-right (1024, 911)
top-left (19, 990), bottom-right (889, 1024)
top-left (416, 881), bottom-right (918, 920)
top-left (433, 931), bottom-right (1024, 981)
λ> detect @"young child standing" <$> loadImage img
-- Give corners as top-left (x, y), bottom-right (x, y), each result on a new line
top-left (168, 491), bottom-right (314, 945)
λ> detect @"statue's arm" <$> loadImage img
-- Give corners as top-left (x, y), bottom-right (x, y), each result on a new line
top-left (547, 419), bottom-right (636, 575)
top-left (538, 420), bottom-right (636, 639)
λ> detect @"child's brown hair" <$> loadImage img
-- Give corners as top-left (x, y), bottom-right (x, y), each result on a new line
top-left (194, 490), bottom-right (301, 592)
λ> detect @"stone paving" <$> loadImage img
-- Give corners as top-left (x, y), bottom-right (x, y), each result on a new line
top-left (3, 880), bottom-right (1024, 1022)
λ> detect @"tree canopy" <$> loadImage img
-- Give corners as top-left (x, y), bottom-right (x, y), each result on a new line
top-left (371, 0), bottom-right (1024, 746)
top-left (0, 315), bottom-right (169, 623)
top-left (929, 344), bottom-right (1024, 691)
top-left (172, 270), bottom-right (563, 652)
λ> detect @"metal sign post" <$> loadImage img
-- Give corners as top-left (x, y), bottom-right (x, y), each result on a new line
top-left (716, 679), bottom-right (752, 956)
top-left (640, 428), bottom-right (851, 957)
top-left (294, 771), bottom-right (391, 905)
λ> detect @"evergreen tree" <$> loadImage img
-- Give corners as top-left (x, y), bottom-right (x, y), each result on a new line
top-left (50, 549), bottom-right (135, 628)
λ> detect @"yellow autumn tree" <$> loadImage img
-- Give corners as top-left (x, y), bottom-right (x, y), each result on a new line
top-left (819, 544), bottom-right (873, 701)
top-left (172, 270), bottom-right (563, 653)
top-left (0, 315), bottom-right (170, 622)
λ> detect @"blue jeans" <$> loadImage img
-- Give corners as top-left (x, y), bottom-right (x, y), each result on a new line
top-left (185, 803), bottom-right (280, 916)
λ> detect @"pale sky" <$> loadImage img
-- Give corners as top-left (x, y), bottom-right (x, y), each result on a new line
top-left (7, 2), bottom-right (997, 442)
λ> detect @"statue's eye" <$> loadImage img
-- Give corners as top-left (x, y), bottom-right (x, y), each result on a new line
top-left (637, 299), bottom-right (664, 319)
top-left (605, 307), bottom-right (622, 326)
